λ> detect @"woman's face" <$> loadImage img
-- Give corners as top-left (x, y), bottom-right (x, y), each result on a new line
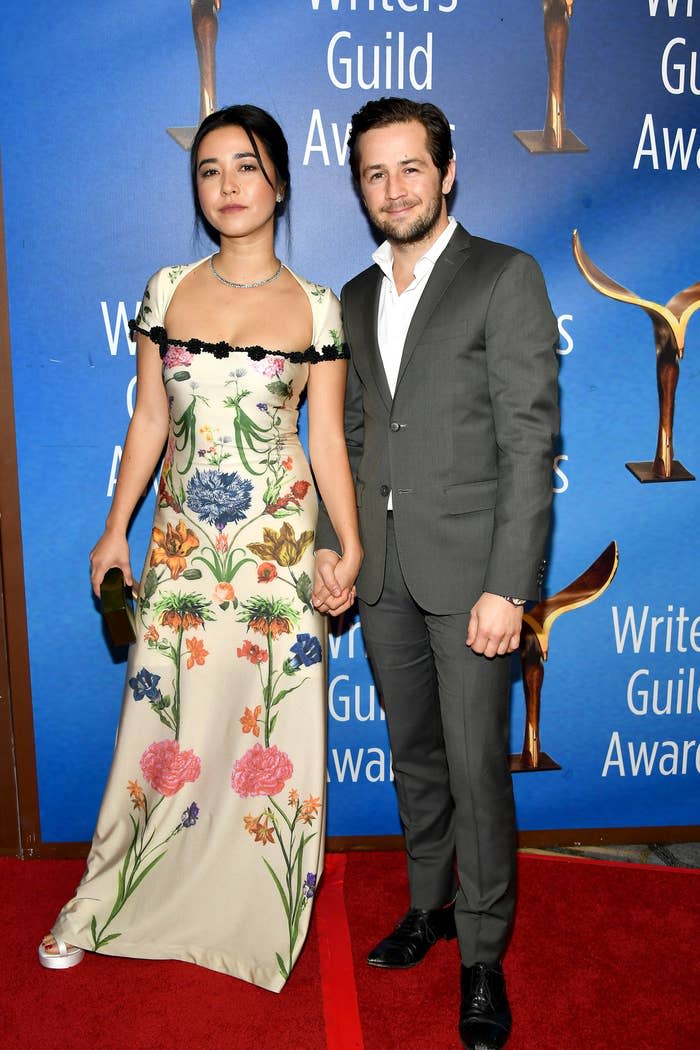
top-left (196, 124), bottom-right (281, 242)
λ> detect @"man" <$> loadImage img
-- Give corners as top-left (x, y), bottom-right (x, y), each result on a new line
top-left (314, 97), bottom-right (559, 1049)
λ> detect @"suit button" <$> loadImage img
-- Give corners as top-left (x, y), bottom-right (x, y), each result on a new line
top-left (380, 484), bottom-right (390, 497)
top-left (390, 421), bottom-right (400, 432)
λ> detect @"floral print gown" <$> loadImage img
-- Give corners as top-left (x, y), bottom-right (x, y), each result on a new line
top-left (52, 259), bottom-right (347, 991)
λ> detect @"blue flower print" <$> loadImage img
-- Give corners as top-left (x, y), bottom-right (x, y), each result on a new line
top-left (129, 668), bottom-right (162, 702)
top-left (181, 802), bottom-right (200, 828)
top-left (303, 872), bottom-right (316, 899)
top-left (186, 468), bottom-right (253, 530)
top-left (287, 633), bottom-right (323, 671)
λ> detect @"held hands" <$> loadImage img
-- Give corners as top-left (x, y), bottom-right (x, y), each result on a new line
top-left (466, 592), bottom-right (523, 658)
top-left (89, 527), bottom-right (133, 598)
top-left (312, 547), bottom-right (362, 616)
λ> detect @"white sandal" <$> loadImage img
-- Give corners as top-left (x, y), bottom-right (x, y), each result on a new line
top-left (38, 933), bottom-right (85, 970)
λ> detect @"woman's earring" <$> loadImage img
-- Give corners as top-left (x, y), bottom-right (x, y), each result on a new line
top-left (276, 194), bottom-right (283, 204)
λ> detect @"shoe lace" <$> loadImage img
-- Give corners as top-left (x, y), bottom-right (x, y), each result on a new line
top-left (394, 908), bottom-right (438, 944)
top-left (470, 964), bottom-right (496, 1010)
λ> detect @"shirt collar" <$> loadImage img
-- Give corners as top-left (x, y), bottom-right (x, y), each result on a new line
top-left (372, 216), bottom-right (458, 287)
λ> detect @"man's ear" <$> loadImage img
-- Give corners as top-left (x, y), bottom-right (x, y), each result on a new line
top-left (442, 157), bottom-right (456, 196)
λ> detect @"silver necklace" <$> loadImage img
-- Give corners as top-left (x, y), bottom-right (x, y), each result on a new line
top-left (209, 256), bottom-right (283, 289)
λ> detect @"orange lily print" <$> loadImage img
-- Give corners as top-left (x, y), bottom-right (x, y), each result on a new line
top-left (299, 795), bottom-right (322, 824)
top-left (185, 636), bottom-right (209, 669)
top-left (237, 639), bottom-right (268, 664)
top-left (240, 705), bottom-right (262, 737)
top-left (126, 780), bottom-right (146, 810)
top-left (150, 521), bottom-right (199, 579)
top-left (243, 811), bottom-right (276, 845)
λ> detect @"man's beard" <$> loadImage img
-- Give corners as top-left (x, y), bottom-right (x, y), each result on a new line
top-left (373, 188), bottom-right (443, 245)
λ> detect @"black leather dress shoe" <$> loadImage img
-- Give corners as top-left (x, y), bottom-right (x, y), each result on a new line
top-left (366, 903), bottom-right (457, 968)
top-left (459, 962), bottom-right (511, 1049)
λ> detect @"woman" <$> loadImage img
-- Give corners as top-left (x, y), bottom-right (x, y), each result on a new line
top-left (39, 105), bottom-right (361, 991)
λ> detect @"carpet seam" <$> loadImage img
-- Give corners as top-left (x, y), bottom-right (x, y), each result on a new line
top-left (316, 852), bottom-right (365, 1050)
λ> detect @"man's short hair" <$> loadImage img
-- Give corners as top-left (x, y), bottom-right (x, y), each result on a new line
top-left (348, 97), bottom-right (453, 184)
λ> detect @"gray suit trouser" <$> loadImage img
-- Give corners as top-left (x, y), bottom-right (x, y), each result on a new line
top-left (359, 516), bottom-right (516, 966)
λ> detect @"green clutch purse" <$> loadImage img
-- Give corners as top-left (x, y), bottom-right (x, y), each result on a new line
top-left (100, 567), bottom-right (137, 646)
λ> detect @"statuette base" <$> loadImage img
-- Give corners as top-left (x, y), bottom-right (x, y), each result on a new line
top-left (509, 751), bottom-right (561, 773)
top-left (513, 128), bottom-right (588, 154)
top-left (625, 460), bottom-right (695, 483)
top-left (167, 126), bottom-right (197, 150)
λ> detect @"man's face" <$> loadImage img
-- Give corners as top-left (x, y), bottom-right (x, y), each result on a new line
top-left (356, 120), bottom-right (455, 247)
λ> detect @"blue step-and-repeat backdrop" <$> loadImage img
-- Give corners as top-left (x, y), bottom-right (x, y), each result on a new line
top-left (1, 0), bottom-right (698, 841)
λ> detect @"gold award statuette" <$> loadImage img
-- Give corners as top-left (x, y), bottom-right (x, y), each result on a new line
top-left (510, 541), bottom-right (619, 773)
top-left (168, 0), bottom-right (221, 150)
top-left (574, 230), bottom-right (700, 482)
top-left (514, 0), bottom-right (588, 154)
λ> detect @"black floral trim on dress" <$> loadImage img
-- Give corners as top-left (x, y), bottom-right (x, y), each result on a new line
top-left (128, 321), bottom-right (349, 363)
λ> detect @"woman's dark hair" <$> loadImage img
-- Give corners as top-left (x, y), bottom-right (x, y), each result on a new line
top-left (347, 97), bottom-right (453, 185)
top-left (190, 104), bottom-right (290, 244)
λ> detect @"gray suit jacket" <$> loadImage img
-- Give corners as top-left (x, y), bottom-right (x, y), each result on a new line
top-left (316, 223), bottom-right (560, 614)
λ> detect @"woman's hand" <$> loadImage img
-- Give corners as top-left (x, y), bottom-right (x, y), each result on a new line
top-left (89, 528), bottom-right (133, 598)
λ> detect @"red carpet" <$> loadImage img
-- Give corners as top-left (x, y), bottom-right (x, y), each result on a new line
top-left (3, 852), bottom-right (697, 1049)
top-left (344, 852), bottom-right (698, 1050)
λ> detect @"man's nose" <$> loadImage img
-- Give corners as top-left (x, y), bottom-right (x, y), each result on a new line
top-left (385, 174), bottom-right (406, 199)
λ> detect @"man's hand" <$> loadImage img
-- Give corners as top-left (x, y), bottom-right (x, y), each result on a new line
top-left (466, 592), bottom-right (524, 657)
top-left (312, 549), bottom-right (356, 616)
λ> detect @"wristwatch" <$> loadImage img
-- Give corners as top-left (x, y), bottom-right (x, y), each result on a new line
top-left (503, 595), bottom-right (527, 607)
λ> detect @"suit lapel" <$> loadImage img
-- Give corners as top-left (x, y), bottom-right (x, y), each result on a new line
top-left (359, 268), bottom-right (393, 410)
top-left (395, 224), bottom-right (472, 392)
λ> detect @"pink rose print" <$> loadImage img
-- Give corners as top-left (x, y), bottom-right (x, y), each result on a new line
top-left (163, 344), bottom-right (194, 370)
top-left (140, 739), bottom-right (201, 797)
top-left (231, 743), bottom-right (294, 798)
top-left (254, 355), bottom-right (285, 378)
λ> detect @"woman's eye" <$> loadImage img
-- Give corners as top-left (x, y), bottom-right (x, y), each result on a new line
top-left (239, 163), bottom-right (258, 173)
top-left (200, 167), bottom-right (218, 178)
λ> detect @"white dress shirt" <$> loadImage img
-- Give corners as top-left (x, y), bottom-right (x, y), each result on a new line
top-left (372, 216), bottom-right (457, 507)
